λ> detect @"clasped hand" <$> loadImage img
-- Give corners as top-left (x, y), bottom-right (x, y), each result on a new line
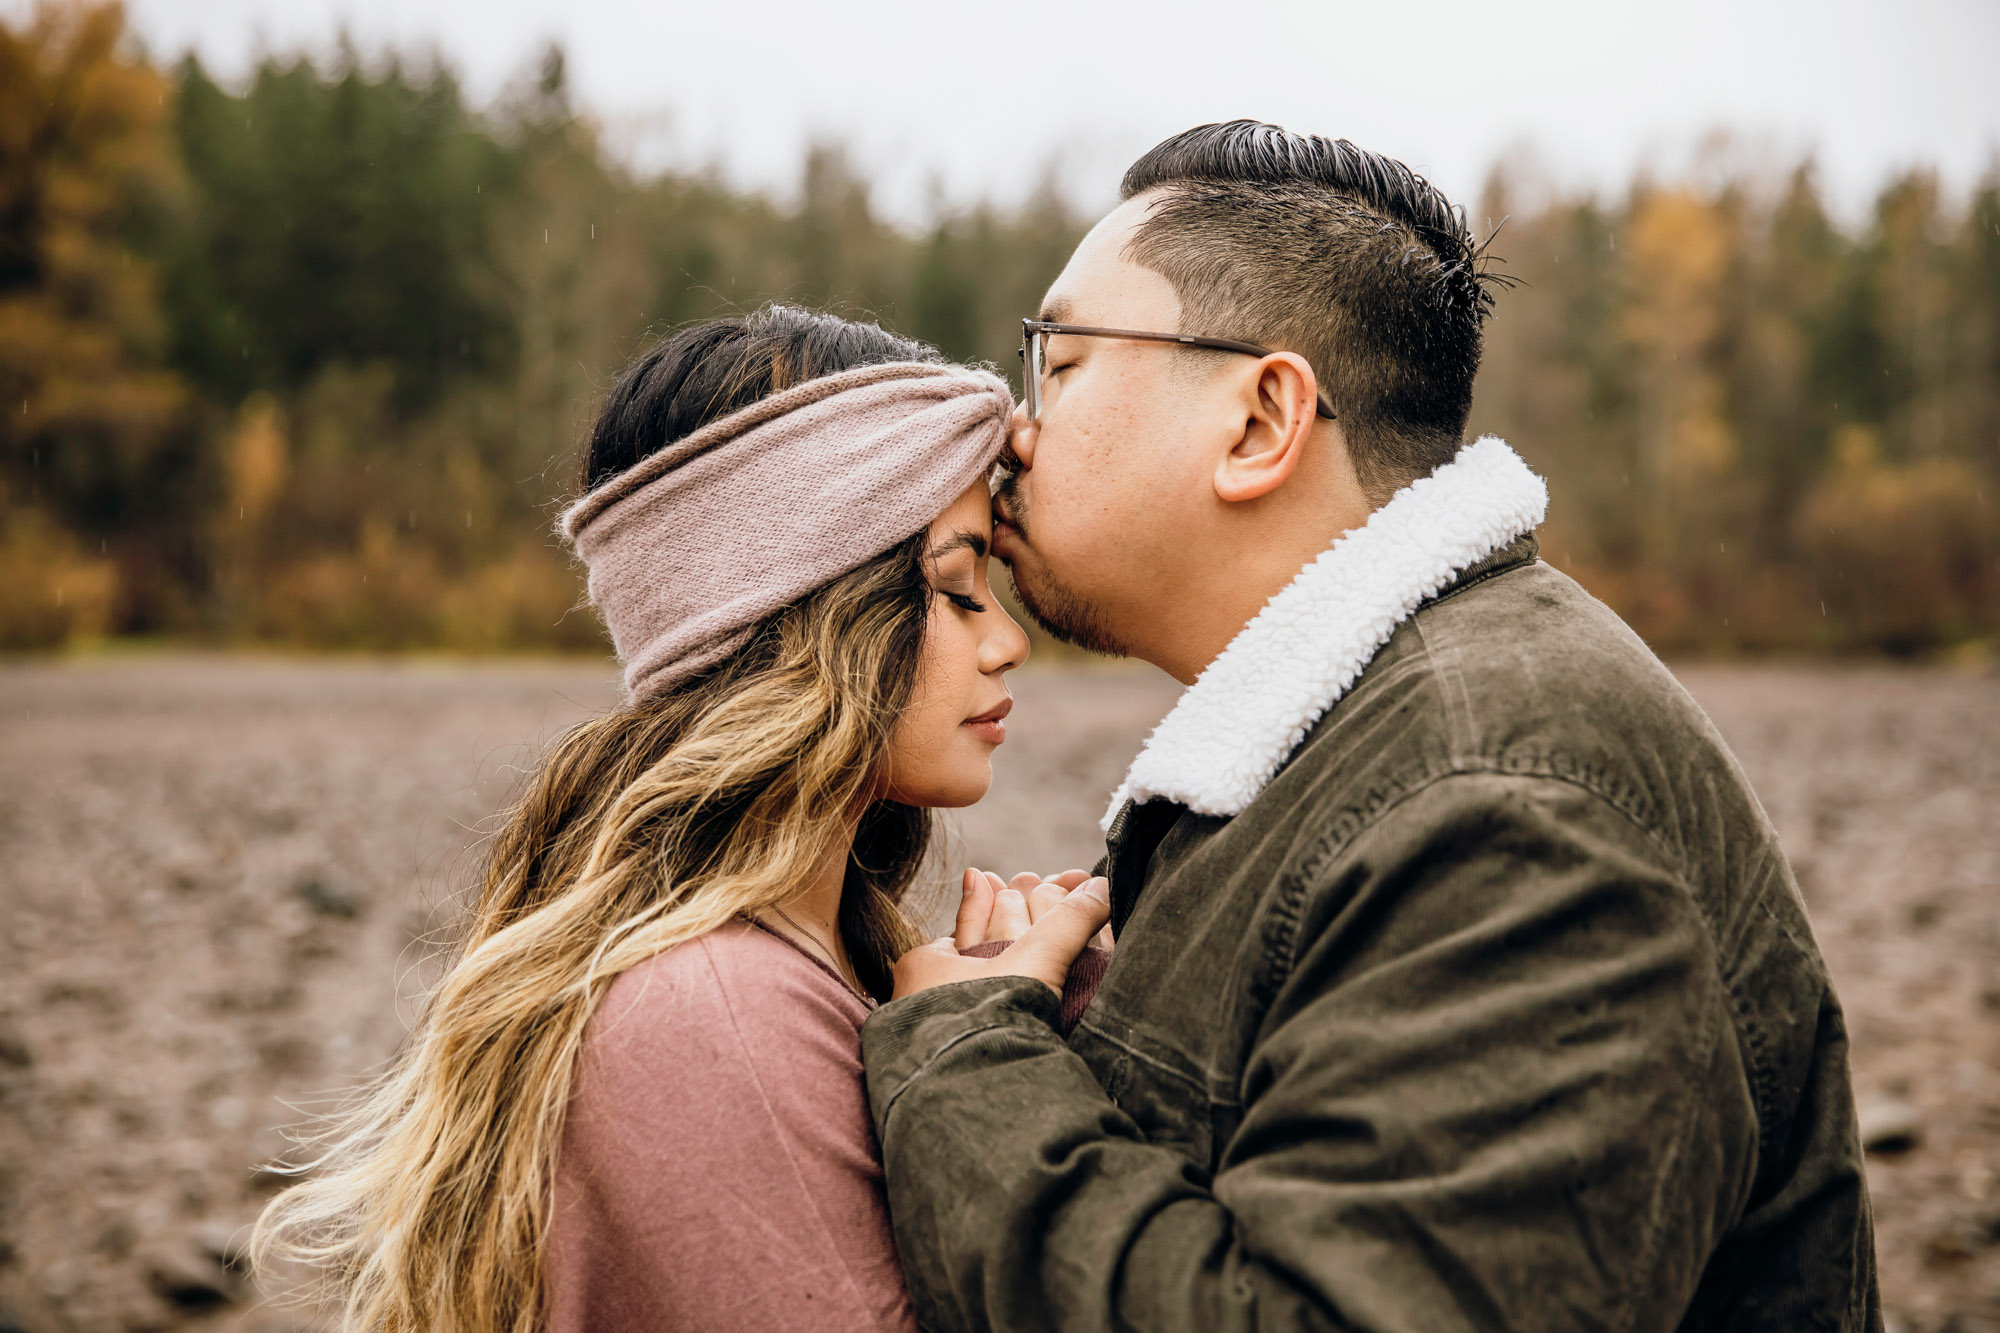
top-left (888, 868), bottom-right (1111, 1001)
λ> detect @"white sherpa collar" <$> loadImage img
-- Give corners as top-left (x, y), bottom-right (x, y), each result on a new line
top-left (1101, 436), bottom-right (1547, 831)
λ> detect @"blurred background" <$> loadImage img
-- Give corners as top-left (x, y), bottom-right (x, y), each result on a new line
top-left (0, 1), bottom-right (1995, 1329)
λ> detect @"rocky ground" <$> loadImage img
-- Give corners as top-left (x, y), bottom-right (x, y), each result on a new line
top-left (0, 655), bottom-right (1994, 1331)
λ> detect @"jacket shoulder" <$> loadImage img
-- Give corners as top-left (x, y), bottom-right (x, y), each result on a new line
top-left (1394, 559), bottom-right (1735, 834)
top-left (1270, 555), bottom-right (1777, 901)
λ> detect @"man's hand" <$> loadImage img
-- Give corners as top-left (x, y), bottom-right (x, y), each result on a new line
top-left (892, 874), bottom-right (1111, 1001)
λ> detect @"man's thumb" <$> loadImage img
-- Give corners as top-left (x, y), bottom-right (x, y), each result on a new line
top-left (1001, 878), bottom-right (1111, 989)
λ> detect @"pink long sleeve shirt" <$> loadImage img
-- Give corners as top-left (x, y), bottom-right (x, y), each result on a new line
top-left (543, 920), bottom-right (919, 1332)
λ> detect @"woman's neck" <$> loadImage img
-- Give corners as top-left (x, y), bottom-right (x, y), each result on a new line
top-left (758, 828), bottom-right (862, 992)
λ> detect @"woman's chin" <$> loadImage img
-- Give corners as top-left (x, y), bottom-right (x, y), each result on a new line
top-left (890, 758), bottom-right (994, 810)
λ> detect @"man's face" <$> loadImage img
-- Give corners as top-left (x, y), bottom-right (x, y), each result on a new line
top-left (993, 195), bottom-right (1219, 657)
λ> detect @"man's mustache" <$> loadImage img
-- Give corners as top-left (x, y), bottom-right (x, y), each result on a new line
top-left (992, 443), bottom-right (1023, 486)
top-left (990, 464), bottom-right (1024, 533)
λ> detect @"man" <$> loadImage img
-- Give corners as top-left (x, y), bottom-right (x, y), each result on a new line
top-left (861, 120), bottom-right (1879, 1331)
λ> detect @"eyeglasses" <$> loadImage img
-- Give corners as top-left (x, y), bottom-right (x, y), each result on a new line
top-left (1018, 318), bottom-right (1337, 423)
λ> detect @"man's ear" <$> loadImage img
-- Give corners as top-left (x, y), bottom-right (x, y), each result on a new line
top-left (1213, 352), bottom-right (1321, 504)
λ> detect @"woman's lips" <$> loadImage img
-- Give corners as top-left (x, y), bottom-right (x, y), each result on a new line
top-left (962, 696), bottom-right (1012, 746)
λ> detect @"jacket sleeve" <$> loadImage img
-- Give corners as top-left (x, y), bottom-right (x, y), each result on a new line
top-left (860, 773), bottom-right (1760, 1333)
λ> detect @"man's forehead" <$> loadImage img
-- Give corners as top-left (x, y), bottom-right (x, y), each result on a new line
top-left (1039, 197), bottom-right (1177, 326)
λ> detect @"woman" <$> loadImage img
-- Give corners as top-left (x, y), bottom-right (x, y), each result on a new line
top-left (253, 306), bottom-right (1108, 1332)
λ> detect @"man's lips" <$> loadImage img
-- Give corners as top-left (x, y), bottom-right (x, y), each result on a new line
top-left (991, 517), bottom-right (1022, 563)
top-left (962, 695), bottom-right (1012, 744)
top-left (990, 487), bottom-right (1024, 555)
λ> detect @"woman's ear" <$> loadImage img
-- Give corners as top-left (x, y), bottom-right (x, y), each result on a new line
top-left (1213, 352), bottom-right (1321, 504)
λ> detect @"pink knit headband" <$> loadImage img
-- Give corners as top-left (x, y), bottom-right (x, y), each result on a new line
top-left (561, 360), bottom-right (1015, 700)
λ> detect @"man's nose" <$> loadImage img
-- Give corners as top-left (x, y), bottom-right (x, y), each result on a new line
top-left (1007, 404), bottom-right (1037, 468)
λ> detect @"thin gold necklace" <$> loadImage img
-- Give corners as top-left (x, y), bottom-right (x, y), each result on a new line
top-left (771, 904), bottom-right (863, 995)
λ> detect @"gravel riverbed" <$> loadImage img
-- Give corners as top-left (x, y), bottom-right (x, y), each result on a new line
top-left (1, 655), bottom-right (1994, 1330)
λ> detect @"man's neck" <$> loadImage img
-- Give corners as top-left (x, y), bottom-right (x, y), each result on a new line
top-left (1149, 518), bottom-right (1370, 685)
top-left (1146, 443), bottom-right (1377, 684)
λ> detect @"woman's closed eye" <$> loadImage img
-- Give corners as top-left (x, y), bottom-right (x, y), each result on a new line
top-left (927, 530), bottom-right (992, 614)
top-left (943, 589), bottom-right (987, 614)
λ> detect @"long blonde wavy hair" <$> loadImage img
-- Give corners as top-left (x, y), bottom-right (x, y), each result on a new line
top-left (252, 307), bottom-right (948, 1331)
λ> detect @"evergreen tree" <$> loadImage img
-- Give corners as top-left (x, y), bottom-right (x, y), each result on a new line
top-left (2, 5), bottom-right (1993, 654)
top-left (163, 47), bottom-right (516, 411)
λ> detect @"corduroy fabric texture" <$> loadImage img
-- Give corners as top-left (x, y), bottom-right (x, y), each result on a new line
top-left (561, 361), bottom-right (1014, 700)
top-left (960, 940), bottom-right (1109, 1034)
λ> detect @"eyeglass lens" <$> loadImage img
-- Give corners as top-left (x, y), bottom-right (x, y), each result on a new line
top-left (1026, 329), bottom-right (1046, 421)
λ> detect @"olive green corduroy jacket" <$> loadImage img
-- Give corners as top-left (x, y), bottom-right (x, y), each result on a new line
top-left (861, 442), bottom-right (1879, 1333)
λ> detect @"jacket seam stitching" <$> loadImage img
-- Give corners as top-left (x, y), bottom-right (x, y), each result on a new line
top-left (1069, 1019), bottom-right (1208, 1095)
top-left (1610, 927), bottom-right (1724, 1333)
top-left (1715, 856), bottom-right (1799, 1186)
top-left (1276, 763), bottom-right (1687, 980)
top-left (1411, 617), bottom-right (1478, 762)
top-left (1419, 546), bottom-right (1537, 610)
top-left (876, 1017), bottom-right (1051, 1124)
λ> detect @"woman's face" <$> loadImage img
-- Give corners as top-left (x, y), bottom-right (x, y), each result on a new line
top-left (880, 478), bottom-right (1032, 808)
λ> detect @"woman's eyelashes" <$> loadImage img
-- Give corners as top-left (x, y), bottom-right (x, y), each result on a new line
top-left (931, 552), bottom-right (991, 614)
top-left (943, 589), bottom-right (987, 614)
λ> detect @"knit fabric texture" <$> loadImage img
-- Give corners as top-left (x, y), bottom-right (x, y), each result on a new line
top-left (560, 360), bottom-right (1015, 699)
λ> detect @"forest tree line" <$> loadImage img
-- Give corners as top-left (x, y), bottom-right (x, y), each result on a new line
top-left (3, 3), bottom-right (1996, 656)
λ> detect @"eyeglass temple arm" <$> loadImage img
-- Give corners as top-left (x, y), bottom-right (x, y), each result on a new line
top-left (1022, 320), bottom-right (1336, 419)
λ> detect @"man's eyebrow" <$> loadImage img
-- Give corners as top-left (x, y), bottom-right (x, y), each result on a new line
top-left (1038, 296), bottom-right (1073, 323)
top-left (928, 531), bottom-right (988, 562)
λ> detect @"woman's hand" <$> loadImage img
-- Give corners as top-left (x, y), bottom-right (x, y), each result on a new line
top-left (892, 874), bottom-right (1110, 1001)
top-left (953, 867), bottom-right (1095, 948)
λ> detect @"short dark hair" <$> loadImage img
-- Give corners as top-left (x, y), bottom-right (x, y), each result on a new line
top-left (1120, 120), bottom-right (1502, 499)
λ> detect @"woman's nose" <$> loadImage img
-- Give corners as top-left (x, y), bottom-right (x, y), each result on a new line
top-left (985, 607), bottom-right (1031, 674)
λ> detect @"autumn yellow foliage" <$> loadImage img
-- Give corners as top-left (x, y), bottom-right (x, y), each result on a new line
top-left (2, 4), bottom-right (1997, 656)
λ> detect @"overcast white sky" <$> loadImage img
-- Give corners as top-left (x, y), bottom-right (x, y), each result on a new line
top-left (110, 0), bottom-right (2000, 227)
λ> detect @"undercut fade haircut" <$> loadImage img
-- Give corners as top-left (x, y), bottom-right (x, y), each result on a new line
top-left (1121, 120), bottom-right (1507, 501)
